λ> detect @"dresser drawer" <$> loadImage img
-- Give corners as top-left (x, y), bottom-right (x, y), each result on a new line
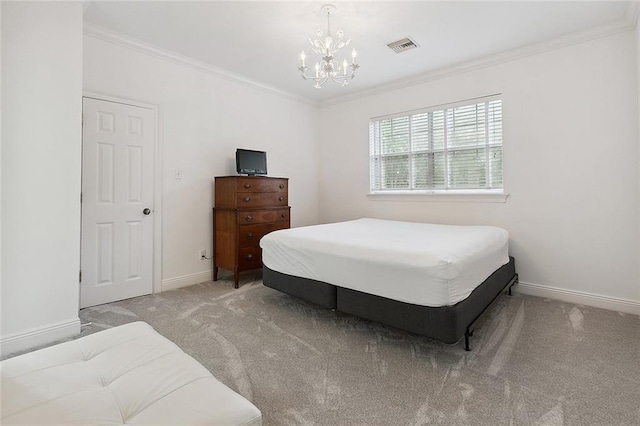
top-left (239, 222), bottom-right (289, 248)
top-left (236, 192), bottom-right (288, 208)
top-left (237, 178), bottom-right (287, 193)
top-left (238, 247), bottom-right (262, 269)
top-left (238, 208), bottom-right (289, 225)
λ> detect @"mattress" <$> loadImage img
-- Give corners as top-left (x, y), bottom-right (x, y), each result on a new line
top-left (260, 218), bottom-right (509, 307)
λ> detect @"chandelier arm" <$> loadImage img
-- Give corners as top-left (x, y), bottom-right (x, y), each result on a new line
top-left (313, 75), bottom-right (330, 88)
top-left (329, 74), bottom-right (349, 84)
top-left (300, 68), bottom-right (330, 84)
top-left (311, 74), bottom-right (329, 83)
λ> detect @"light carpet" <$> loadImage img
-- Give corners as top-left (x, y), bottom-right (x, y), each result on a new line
top-left (46, 273), bottom-right (640, 424)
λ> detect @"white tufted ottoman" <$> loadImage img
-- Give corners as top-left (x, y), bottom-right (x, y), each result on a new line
top-left (1, 321), bottom-right (261, 425)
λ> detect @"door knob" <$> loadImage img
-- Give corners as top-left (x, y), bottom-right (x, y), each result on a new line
top-left (143, 208), bottom-right (151, 215)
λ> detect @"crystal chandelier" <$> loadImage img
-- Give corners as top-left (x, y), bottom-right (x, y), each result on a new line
top-left (298, 4), bottom-right (359, 89)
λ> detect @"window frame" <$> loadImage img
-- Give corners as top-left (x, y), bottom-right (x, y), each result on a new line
top-left (369, 94), bottom-right (506, 199)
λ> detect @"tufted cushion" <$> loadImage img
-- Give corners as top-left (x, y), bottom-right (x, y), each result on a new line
top-left (1, 322), bottom-right (262, 425)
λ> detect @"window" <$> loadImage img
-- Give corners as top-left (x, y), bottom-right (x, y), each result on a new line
top-left (369, 95), bottom-right (503, 193)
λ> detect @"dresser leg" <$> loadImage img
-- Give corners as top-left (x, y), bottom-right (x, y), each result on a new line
top-left (213, 266), bottom-right (218, 281)
top-left (233, 268), bottom-right (239, 289)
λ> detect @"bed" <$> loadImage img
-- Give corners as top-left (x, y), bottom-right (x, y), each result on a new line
top-left (260, 218), bottom-right (518, 350)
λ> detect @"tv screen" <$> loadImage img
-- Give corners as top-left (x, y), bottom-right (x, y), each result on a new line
top-left (236, 149), bottom-right (267, 176)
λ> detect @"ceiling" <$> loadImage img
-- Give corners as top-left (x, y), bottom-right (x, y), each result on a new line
top-left (83, 1), bottom-right (635, 103)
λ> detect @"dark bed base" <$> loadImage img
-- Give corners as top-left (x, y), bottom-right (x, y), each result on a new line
top-left (263, 257), bottom-right (518, 351)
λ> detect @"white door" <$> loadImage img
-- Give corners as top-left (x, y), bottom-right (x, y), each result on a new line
top-left (81, 97), bottom-right (155, 308)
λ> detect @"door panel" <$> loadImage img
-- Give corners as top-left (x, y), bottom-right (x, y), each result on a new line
top-left (81, 98), bottom-right (155, 308)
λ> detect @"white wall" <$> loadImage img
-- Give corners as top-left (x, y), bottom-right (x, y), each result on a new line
top-left (636, 16), bottom-right (640, 309)
top-left (318, 31), bottom-right (639, 310)
top-left (83, 35), bottom-right (320, 288)
top-left (0, 0), bottom-right (3, 336)
top-left (1, 2), bottom-right (83, 355)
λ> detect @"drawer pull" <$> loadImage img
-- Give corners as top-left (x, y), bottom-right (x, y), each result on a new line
top-left (246, 254), bottom-right (254, 260)
top-left (244, 183), bottom-right (251, 189)
top-left (279, 183), bottom-right (285, 189)
top-left (245, 215), bottom-right (253, 222)
top-left (281, 213), bottom-right (286, 219)
top-left (243, 197), bottom-right (251, 203)
top-left (246, 232), bottom-right (254, 239)
top-left (278, 196), bottom-right (284, 202)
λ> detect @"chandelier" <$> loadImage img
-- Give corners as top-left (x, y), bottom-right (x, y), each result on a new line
top-left (298, 4), bottom-right (359, 88)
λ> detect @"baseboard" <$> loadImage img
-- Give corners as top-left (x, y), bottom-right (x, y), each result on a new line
top-left (1, 318), bottom-right (81, 357)
top-left (161, 270), bottom-right (212, 291)
top-left (514, 281), bottom-right (640, 316)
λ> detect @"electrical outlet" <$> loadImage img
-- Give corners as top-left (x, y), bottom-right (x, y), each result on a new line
top-left (199, 249), bottom-right (207, 260)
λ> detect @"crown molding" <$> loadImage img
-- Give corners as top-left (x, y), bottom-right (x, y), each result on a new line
top-left (318, 19), bottom-right (635, 108)
top-left (84, 14), bottom-right (635, 111)
top-left (83, 23), bottom-right (318, 107)
top-left (626, 1), bottom-right (640, 27)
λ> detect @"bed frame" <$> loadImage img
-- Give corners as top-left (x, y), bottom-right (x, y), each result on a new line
top-left (263, 257), bottom-right (518, 351)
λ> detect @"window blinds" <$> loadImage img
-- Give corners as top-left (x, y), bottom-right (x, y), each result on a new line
top-left (370, 96), bottom-right (503, 192)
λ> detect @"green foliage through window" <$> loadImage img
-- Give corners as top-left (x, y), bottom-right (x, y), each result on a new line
top-left (369, 97), bottom-right (503, 192)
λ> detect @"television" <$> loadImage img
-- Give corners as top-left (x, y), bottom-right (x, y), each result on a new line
top-left (236, 149), bottom-right (267, 176)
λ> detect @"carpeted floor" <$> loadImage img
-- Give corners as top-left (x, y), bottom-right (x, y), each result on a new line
top-left (25, 273), bottom-right (640, 424)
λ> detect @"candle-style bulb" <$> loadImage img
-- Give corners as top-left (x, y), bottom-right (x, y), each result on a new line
top-left (300, 51), bottom-right (306, 67)
top-left (343, 58), bottom-right (347, 76)
top-left (352, 48), bottom-right (357, 64)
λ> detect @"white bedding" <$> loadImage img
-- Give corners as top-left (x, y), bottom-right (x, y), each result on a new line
top-left (260, 218), bottom-right (509, 307)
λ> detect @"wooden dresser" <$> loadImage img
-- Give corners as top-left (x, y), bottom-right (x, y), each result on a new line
top-left (213, 176), bottom-right (290, 288)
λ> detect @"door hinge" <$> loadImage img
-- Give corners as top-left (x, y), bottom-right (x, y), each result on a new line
top-left (81, 113), bottom-right (84, 126)
top-left (79, 270), bottom-right (82, 282)
top-left (80, 192), bottom-right (83, 203)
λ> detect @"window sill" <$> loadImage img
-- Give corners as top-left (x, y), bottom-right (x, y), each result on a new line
top-left (367, 190), bottom-right (509, 203)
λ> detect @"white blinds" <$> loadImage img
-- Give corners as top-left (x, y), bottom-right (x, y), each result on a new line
top-left (370, 96), bottom-right (503, 192)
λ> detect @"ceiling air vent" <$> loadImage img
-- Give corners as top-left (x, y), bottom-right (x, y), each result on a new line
top-left (386, 37), bottom-right (419, 54)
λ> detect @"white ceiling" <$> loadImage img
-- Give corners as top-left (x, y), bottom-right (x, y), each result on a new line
top-left (83, 1), bottom-right (635, 103)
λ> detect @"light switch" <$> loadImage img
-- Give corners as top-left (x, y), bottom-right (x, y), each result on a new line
top-left (175, 169), bottom-right (183, 180)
